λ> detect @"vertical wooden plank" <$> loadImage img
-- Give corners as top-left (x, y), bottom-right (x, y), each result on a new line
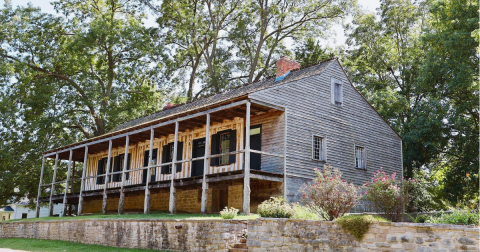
top-left (169, 121), bottom-right (179, 214)
top-left (35, 156), bottom-right (46, 218)
top-left (62, 150), bottom-right (73, 216)
top-left (77, 146), bottom-right (88, 216)
top-left (243, 101), bottom-right (251, 214)
top-left (102, 140), bottom-right (113, 215)
top-left (144, 129), bottom-right (154, 214)
top-left (201, 114), bottom-right (210, 214)
top-left (283, 109), bottom-right (288, 200)
top-left (119, 135), bottom-right (130, 215)
top-left (48, 153), bottom-right (59, 217)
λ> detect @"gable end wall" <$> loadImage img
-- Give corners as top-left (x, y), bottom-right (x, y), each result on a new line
top-left (249, 60), bottom-right (402, 202)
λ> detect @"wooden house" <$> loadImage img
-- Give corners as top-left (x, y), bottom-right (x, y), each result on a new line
top-left (36, 58), bottom-right (402, 216)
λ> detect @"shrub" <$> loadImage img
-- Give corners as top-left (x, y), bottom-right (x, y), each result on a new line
top-left (300, 166), bottom-right (360, 221)
top-left (363, 168), bottom-right (417, 222)
top-left (425, 210), bottom-right (479, 226)
top-left (336, 214), bottom-right (390, 241)
top-left (257, 197), bottom-right (294, 218)
top-left (220, 207), bottom-right (239, 219)
top-left (291, 203), bottom-right (322, 220)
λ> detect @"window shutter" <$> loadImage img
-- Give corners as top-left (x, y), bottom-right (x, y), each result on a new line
top-left (210, 133), bottom-right (219, 166)
top-left (151, 149), bottom-right (158, 182)
top-left (113, 156), bottom-right (120, 182)
top-left (126, 153), bottom-right (131, 180)
top-left (143, 150), bottom-right (149, 183)
top-left (162, 144), bottom-right (170, 174)
top-left (96, 159), bottom-right (104, 184)
top-left (176, 142), bottom-right (184, 172)
top-left (229, 130), bottom-right (237, 164)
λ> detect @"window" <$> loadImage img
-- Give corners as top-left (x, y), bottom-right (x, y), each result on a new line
top-left (331, 78), bottom-right (343, 105)
top-left (150, 151), bottom-right (158, 176)
top-left (21, 213), bottom-right (27, 219)
top-left (219, 132), bottom-right (231, 165)
top-left (161, 142), bottom-right (184, 174)
top-left (355, 145), bottom-right (366, 169)
top-left (312, 135), bottom-right (326, 161)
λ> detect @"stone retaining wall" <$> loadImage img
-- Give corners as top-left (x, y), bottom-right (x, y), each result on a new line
top-left (0, 218), bottom-right (478, 251)
top-left (248, 218), bottom-right (479, 252)
top-left (0, 219), bottom-right (247, 251)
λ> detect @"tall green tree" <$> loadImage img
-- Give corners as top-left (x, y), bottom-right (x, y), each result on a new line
top-left (418, 0), bottom-right (479, 204)
top-left (294, 38), bottom-right (335, 66)
top-left (0, 0), bottom-right (168, 205)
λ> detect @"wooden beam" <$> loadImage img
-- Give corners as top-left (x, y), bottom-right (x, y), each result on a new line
top-left (207, 174), bottom-right (244, 183)
top-left (77, 146), bottom-right (88, 216)
top-left (102, 140), bottom-right (113, 215)
top-left (35, 157), bottom-right (46, 218)
top-left (118, 135), bottom-right (129, 214)
top-left (250, 174), bottom-right (284, 182)
top-left (144, 129), bottom-right (154, 214)
top-left (243, 101), bottom-right (251, 214)
top-left (201, 113), bottom-right (210, 214)
top-left (250, 99), bottom-right (285, 111)
top-left (169, 121), bottom-right (179, 214)
top-left (62, 150), bottom-right (73, 216)
top-left (49, 154), bottom-right (59, 217)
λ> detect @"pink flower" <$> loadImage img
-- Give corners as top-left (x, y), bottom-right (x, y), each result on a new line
top-left (365, 191), bottom-right (369, 195)
top-left (342, 179), bottom-right (346, 182)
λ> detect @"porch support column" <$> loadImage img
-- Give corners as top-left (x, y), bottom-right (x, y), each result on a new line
top-left (119, 135), bottom-right (130, 215)
top-left (35, 156), bottom-right (46, 218)
top-left (243, 101), bottom-right (251, 214)
top-left (201, 114), bottom-right (210, 214)
top-left (62, 150), bottom-right (73, 216)
top-left (169, 121), bottom-right (179, 214)
top-left (283, 109), bottom-right (288, 199)
top-left (77, 146), bottom-right (88, 216)
top-left (102, 140), bottom-right (113, 215)
top-left (49, 153), bottom-right (59, 217)
top-left (144, 129), bottom-right (154, 214)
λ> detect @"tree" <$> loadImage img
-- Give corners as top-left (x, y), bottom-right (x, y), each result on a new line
top-left (0, 0), bottom-right (168, 205)
top-left (294, 38), bottom-right (335, 66)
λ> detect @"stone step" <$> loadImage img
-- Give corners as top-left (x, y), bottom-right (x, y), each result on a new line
top-left (228, 248), bottom-right (248, 252)
top-left (234, 243), bottom-right (247, 249)
top-left (240, 238), bottom-right (247, 243)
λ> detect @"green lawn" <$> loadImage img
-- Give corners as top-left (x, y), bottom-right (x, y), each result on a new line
top-left (0, 238), bottom-right (172, 252)
top-left (8, 211), bottom-right (260, 222)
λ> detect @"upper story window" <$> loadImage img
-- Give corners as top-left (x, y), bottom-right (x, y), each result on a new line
top-left (355, 145), bottom-right (366, 169)
top-left (312, 135), bottom-right (326, 161)
top-left (331, 78), bottom-right (343, 106)
top-left (219, 132), bottom-right (231, 165)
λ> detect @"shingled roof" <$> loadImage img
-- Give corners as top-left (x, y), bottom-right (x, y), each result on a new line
top-left (112, 59), bottom-right (336, 132)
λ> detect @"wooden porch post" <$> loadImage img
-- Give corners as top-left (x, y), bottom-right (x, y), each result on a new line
top-left (201, 114), bottom-right (210, 214)
top-left (119, 135), bottom-right (130, 215)
top-left (35, 156), bottom-right (46, 218)
top-left (283, 109), bottom-right (288, 199)
top-left (169, 121), bottom-right (179, 214)
top-left (77, 146), bottom-right (88, 216)
top-left (49, 153), bottom-right (59, 217)
top-left (243, 101), bottom-right (251, 214)
top-left (144, 129), bottom-right (154, 214)
top-left (102, 140), bottom-right (113, 215)
top-left (62, 150), bottom-right (73, 216)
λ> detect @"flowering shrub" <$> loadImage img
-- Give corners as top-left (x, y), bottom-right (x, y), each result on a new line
top-left (301, 166), bottom-right (360, 221)
top-left (257, 197), bottom-right (294, 218)
top-left (220, 207), bottom-right (239, 219)
top-left (363, 168), bottom-right (417, 222)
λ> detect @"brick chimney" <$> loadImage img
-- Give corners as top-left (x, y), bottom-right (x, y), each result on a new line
top-left (276, 56), bottom-right (301, 78)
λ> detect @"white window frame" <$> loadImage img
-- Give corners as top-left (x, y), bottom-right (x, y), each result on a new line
top-left (331, 78), bottom-right (343, 106)
top-left (354, 144), bottom-right (366, 169)
top-left (312, 134), bottom-right (327, 161)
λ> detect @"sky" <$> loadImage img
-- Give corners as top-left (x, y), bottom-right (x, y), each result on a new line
top-left (6, 0), bottom-right (381, 48)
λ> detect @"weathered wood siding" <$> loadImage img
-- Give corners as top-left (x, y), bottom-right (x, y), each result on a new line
top-left (84, 113), bottom-right (284, 191)
top-left (248, 60), bottom-right (402, 201)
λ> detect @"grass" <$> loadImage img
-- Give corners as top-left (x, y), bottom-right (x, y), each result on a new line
top-left (335, 214), bottom-right (390, 241)
top-left (0, 238), bottom-right (172, 252)
top-left (8, 211), bottom-right (260, 222)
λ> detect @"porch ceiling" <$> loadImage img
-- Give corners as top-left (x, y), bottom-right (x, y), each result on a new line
top-left (51, 99), bottom-right (283, 161)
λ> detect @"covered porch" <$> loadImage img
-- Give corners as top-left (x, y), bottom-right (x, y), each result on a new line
top-left (36, 99), bottom-right (287, 216)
